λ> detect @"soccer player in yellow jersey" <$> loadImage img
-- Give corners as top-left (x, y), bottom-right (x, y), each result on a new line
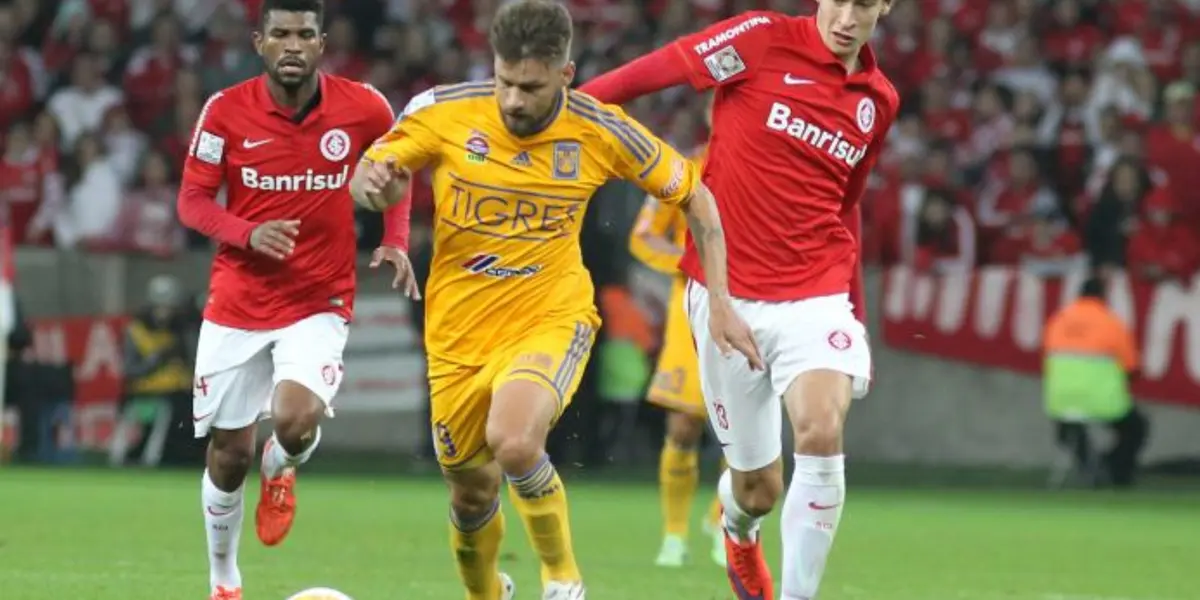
top-left (630, 139), bottom-right (728, 570)
top-left (348, 2), bottom-right (761, 599)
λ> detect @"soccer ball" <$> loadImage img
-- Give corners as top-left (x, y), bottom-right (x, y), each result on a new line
top-left (285, 588), bottom-right (352, 600)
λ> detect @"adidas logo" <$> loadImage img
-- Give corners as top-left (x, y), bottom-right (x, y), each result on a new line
top-left (511, 151), bottom-right (532, 167)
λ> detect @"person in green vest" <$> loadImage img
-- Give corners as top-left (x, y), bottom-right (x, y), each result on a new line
top-left (1043, 276), bottom-right (1148, 487)
top-left (111, 275), bottom-right (195, 466)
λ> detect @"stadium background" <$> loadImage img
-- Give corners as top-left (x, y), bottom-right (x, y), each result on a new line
top-left (1, 0), bottom-right (1199, 599)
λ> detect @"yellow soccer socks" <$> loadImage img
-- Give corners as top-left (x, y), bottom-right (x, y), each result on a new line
top-left (659, 441), bottom-right (700, 538)
top-left (449, 499), bottom-right (506, 599)
top-left (507, 455), bottom-right (582, 584)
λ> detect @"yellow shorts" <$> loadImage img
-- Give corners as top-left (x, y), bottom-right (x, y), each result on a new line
top-left (428, 314), bottom-right (598, 470)
top-left (647, 277), bottom-right (704, 417)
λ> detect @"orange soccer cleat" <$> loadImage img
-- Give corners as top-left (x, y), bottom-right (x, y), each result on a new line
top-left (255, 437), bottom-right (297, 546)
top-left (210, 586), bottom-right (242, 600)
top-left (723, 528), bottom-right (774, 600)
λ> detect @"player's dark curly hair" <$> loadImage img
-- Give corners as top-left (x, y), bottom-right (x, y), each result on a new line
top-left (489, 0), bottom-right (573, 66)
top-left (260, 0), bottom-right (325, 29)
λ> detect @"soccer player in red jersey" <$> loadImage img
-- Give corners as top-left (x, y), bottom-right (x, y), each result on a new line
top-left (176, 2), bottom-right (406, 599)
top-left (580, 1), bottom-right (900, 598)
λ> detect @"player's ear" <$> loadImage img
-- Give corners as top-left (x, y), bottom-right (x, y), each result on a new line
top-left (318, 32), bottom-right (327, 54)
top-left (561, 61), bottom-right (576, 88)
top-left (880, 0), bottom-right (893, 16)
top-left (252, 30), bottom-right (265, 57)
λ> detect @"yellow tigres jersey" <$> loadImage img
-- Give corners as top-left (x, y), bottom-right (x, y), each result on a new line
top-left (365, 81), bottom-right (699, 365)
top-left (629, 148), bottom-right (707, 275)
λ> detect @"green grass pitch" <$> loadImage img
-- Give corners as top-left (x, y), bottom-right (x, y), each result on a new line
top-left (0, 468), bottom-right (1194, 599)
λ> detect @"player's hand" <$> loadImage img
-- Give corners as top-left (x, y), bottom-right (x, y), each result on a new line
top-left (356, 159), bottom-right (403, 211)
top-left (708, 299), bottom-right (764, 371)
top-left (249, 219), bottom-right (300, 260)
top-left (370, 245), bottom-right (421, 300)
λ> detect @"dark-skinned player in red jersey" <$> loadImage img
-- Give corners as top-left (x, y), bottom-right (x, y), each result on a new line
top-left (176, 1), bottom-right (416, 599)
top-left (580, 1), bottom-right (900, 598)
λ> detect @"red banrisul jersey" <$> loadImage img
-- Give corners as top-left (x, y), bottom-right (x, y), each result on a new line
top-left (673, 13), bottom-right (899, 302)
top-left (183, 73), bottom-right (394, 329)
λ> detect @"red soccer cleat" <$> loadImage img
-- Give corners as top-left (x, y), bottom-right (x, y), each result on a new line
top-left (723, 528), bottom-right (774, 600)
top-left (256, 437), bottom-right (297, 546)
top-left (209, 586), bottom-right (242, 600)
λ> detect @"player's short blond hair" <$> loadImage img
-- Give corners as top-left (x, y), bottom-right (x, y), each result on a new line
top-left (489, 0), bottom-right (573, 66)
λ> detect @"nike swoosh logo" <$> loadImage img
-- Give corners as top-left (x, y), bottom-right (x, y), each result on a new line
top-left (193, 411), bottom-right (214, 422)
top-left (207, 504), bottom-right (237, 516)
top-left (807, 501), bottom-right (841, 510)
top-left (243, 138), bottom-right (273, 149)
top-left (783, 74), bottom-right (815, 85)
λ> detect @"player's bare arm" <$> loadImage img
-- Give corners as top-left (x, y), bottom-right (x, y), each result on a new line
top-left (683, 182), bottom-right (764, 371)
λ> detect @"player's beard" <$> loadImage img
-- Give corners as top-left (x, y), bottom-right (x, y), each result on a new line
top-left (269, 59), bottom-right (314, 93)
top-left (503, 107), bottom-right (554, 138)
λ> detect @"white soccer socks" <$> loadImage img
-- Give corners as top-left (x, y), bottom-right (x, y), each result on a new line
top-left (262, 426), bottom-right (322, 479)
top-left (717, 469), bottom-right (763, 543)
top-left (780, 454), bottom-right (845, 599)
top-left (202, 470), bottom-right (245, 592)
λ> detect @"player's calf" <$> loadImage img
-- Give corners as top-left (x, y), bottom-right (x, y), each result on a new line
top-left (778, 369), bottom-right (853, 600)
top-left (444, 463), bottom-right (509, 598)
top-left (207, 427), bottom-right (256, 489)
top-left (657, 411), bottom-right (705, 566)
top-left (204, 426), bottom-right (256, 596)
top-left (488, 380), bottom-right (583, 587)
top-left (257, 381), bottom-right (326, 547)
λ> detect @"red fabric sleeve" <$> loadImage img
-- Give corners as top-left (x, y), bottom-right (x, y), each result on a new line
top-left (577, 46), bottom-right (692, 105)
top-left (380, 183), bottom-right (413, 252)
top-left (176, 91), bottom-right (256, 247)
top-left (177, 180), bottom-right (256, 248)
top-left (578, 11), bottom-right (777, 103)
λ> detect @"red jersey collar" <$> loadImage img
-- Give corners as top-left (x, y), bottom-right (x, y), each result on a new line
top-left (797, 15), bottom-right (879, 85)
top-left (254, 71), bottom-right (327, 120)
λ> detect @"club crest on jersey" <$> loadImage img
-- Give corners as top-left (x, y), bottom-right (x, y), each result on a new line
top-left (552, 141), bottom-right (581, 180)
top-left (856, 98), bottom-right (876, 133)
top-left (703, 46), bottom-right (746, 83)
top-left (465, 131), bottom-right (490, 164)
top-left (319, 128), bottom-right (351, 162)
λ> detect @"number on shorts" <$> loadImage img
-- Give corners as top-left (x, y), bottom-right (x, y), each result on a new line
top-left (195, 376), bottom-right (209, 397)
top-left (714, 401), bottom-right (729, 430)
top-left (434, 422), bottom-right (458, 459)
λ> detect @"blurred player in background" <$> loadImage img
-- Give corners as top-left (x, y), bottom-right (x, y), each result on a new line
top-left (176, 1), bottom-right (401, 598)
top-left (628, 93), bottom-right (726, 570)
top-left (582, 1), bottom-right (900, 598)
top-left (350, 2), bottom-right (758, 598)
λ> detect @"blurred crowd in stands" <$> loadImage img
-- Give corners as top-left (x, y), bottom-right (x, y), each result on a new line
top-left (1, 0), bottom-right (1199, 284)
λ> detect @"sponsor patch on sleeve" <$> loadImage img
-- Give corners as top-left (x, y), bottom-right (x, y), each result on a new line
top-left (703, 46), bottom-right (747, 82)
top-left (194, 131), bottom-right (225, 165)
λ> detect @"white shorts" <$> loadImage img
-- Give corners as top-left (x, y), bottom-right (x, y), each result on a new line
top-left (685, 280), bottom-right (871, 471)
top-left (192, 312), bottom-right (349, 438)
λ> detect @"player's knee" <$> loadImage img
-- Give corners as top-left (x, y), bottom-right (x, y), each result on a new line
top-left (487, 429), bottom-right (545, 475)
top-left (449, 479), bottom-right (501, 520)
top-left (273, 382), bottom-right (325, 452)
top-left (665, 412), bottom-right (704, 448)
top-left (446, 465), bottom-right (503, 520)
top-left (790, 404), bottom-right (845, 456)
